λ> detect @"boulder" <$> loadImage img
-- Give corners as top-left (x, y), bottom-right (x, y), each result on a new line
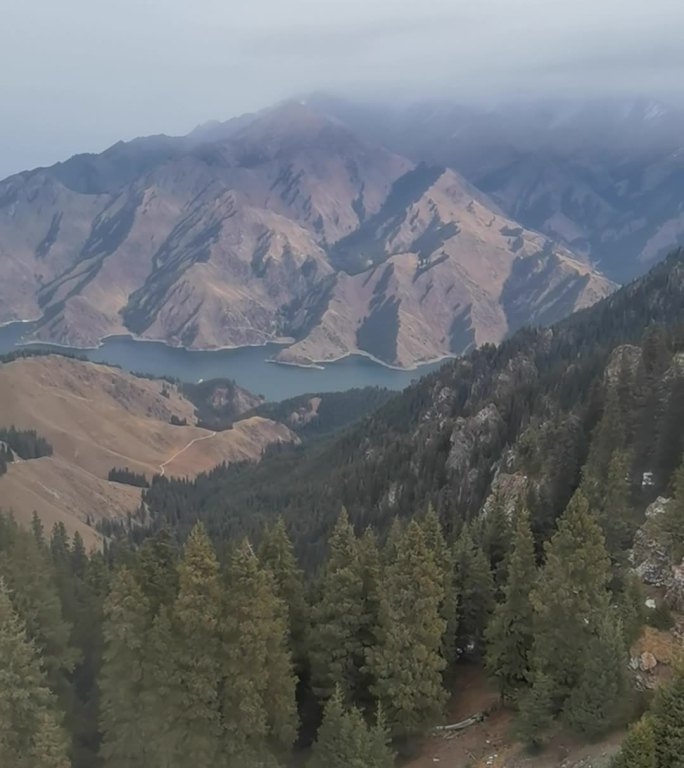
top-left (639, 651), bottom-right (658, 672)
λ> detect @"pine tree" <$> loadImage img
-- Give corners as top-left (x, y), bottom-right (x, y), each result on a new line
top-left (651, 660), bottom-right (684, 768)
top-left (515, 671), bottom-right (554, 750)
top-left (452, 526), bottom-right (495, 656)
top-left (258, 517), bottom-right (308, 665)
top-left (480, 489), bottom-right (513, 585)
top-left (307, 686), bottom-right (394, 768)
top-left (529, 490), bottom-right (612, 705)
top-left (562, 614), bottom-right (630, 737)
top-left (611, 716), bottom-right (656, 768)
top-left (0, 525), bottom-right (78, 698)
top-left (597, 450), bottom-right (635, 561)
top-left (140, 606), bottom-right (178, 768)
top-left (419, 505), bottom-right (458, 669)
top-left (368, 520), bottom-right (446, 739)
top-left (221, 540), bottom-right (298, 765)
top-left (485, 505), bottom-right (536, 701)
top-left (135, 527), bottom-right (178, 615)
top-left (168, 523), bottom-right (223, 765)
top-left (618, 571), bottom-right (647, 646)
top-left (98, 567), bottom-right (151, 768)
top-left (0, 579), bottom-right (70, 768)
top-left (356, 527), bottom-right (383, 708)
top-left (309, 509), bottom-right (366, 701)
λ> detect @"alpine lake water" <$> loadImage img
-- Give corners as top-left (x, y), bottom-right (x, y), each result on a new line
top-left (0, 322), bottom-right (448, 402)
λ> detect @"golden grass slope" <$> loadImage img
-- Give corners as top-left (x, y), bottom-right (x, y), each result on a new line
top-left (0, 355), bottom-right (296, 546)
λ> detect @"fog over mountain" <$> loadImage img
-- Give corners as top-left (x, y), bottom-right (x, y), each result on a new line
top-left (2, 0), bottom-right (684, 178)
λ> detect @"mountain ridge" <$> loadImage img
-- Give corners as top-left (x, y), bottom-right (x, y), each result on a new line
top-left (0, 100), bottom-right (615, 367)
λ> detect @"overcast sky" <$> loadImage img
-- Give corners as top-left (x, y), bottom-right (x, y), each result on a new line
top-left (1, 0), bottom-right (683, 178)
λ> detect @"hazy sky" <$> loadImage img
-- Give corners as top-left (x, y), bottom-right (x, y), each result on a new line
top-left (2, 0), bottom-right (683, 178)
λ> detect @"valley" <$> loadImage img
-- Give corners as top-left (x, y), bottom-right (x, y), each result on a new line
top-left (0, 354), bottom-right (296, 544)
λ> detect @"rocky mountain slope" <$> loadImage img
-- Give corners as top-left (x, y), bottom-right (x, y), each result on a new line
top-left (0, 354), bottom-right (296, 544)
top-left (0, 101), bottom-right (614, 367)
top-left (310, 94), bottom-right (684, 283)
top-left (138, 250), bottom-right (684, 559)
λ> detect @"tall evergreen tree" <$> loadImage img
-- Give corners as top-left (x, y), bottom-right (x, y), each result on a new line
top-left (221, 540), bottom-right (298, 765)
top-left (258, 517), bottom-right (308, 665)
top-left (168, 523), bottom-right (223, 765)
top-left (651, 661), bottom-right (684, 768)
top-left (562, 614), bottom-right (630, 737)
top-left (368, 520), bottom-right (446, 739)
top-left (611, 717), bottom-right (656, 768)
top-left (0, 524), bottom-right (77, 695)
top-left (419, 505), bottom-right (458, 670)
top-left (307, 686), bottom-right (394, 768)
top-left (309, 509), bottom-right (366, 701)
top-left (0, 579), bottom-right (70, 768)
top-left (135, 527), bottom-right (178, 615)
top-left (529, 490), bottom-right (612, 706)
top-left (485, 505), bottom-right (536, 701)
top-left (98, 567), bottom-right (151, 768)
top-left (452, 526), bottom-right (495, 656)
top-left (597, 450), bottom-right (635, 561)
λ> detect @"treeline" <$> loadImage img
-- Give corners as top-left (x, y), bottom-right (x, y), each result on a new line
top-left (0, 425), bottom-right (53, 460)
top-left (107, 467), bottom-right (149, 488)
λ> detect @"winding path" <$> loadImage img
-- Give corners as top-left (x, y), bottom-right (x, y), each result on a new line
top-left (159, 431), bottom-right (217, 477)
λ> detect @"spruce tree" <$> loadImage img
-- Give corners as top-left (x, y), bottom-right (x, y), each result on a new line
top-left (258, 517), bottom-right (308, 665)
top-left (98, 567), bottom-right (151, 768)
top-left (452, 526), bottom-right (495, 655)
top-left (419, 505), bottom-right (458, 670)
top-left (309, 508), bottom-right (366, 701)
top-left (480, 490), bottom-right (513, 585)
top-left (485, 505), bottom-right (536, 701)
top-left (168, 523), bottom-right (223, 765)
top-left (515, 671), bottom-right (554, 750)
top-left (140, 606), bottom-right (178, 768)
top-left (368, 520), bottom-right (446, 739)
top-left (562, 614), bottom-right (630, 737)
top-left (0, 526), bottom-right (77, 696)
top-left (611, 716), bottom-right (656, 768)
top-left (651, 660), bottom-right (684, 768)
top-left (597, 450), bottom-right (635, 562)
top-left (0, 580), bottom-right (70, 768)
top-left (356, 527), bottom-right (383, 708)
top-left (529, 490), bottom-right (612, 705)
top-left (135, 527), bottom-right (178, 615)
top-left (307, 686), bottom-right (394, 768)
top-left (221, 540), bottom-right (298, 765)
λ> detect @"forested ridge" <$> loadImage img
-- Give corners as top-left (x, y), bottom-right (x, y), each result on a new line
top-left (126, 250), bottom-right (684, 563)
top-left (2, 251), bottom-right (684, 766)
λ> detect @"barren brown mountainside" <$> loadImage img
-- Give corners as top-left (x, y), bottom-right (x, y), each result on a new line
top-left (0, 101), bottom-right (615, 367)
top-left (0, 355), bottom-right (296, 545)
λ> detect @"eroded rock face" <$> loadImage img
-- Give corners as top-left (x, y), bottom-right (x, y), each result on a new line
top-left (631, 496), bottom-right (673, 587)
top-left (665, 561), bottom-right (684, 611)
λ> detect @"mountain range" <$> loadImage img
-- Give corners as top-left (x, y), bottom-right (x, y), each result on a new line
top-left (311, 94), bottom-right (684, 283)
top-left (0, 99), bottom-right (620, 368)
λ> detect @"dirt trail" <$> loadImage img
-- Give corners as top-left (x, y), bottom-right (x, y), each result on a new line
top-left (159, 431), bottom-right (217, 477)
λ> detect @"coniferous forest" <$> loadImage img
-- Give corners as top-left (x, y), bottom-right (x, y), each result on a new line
top-left (2, 251), bottom-right (684, 766)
